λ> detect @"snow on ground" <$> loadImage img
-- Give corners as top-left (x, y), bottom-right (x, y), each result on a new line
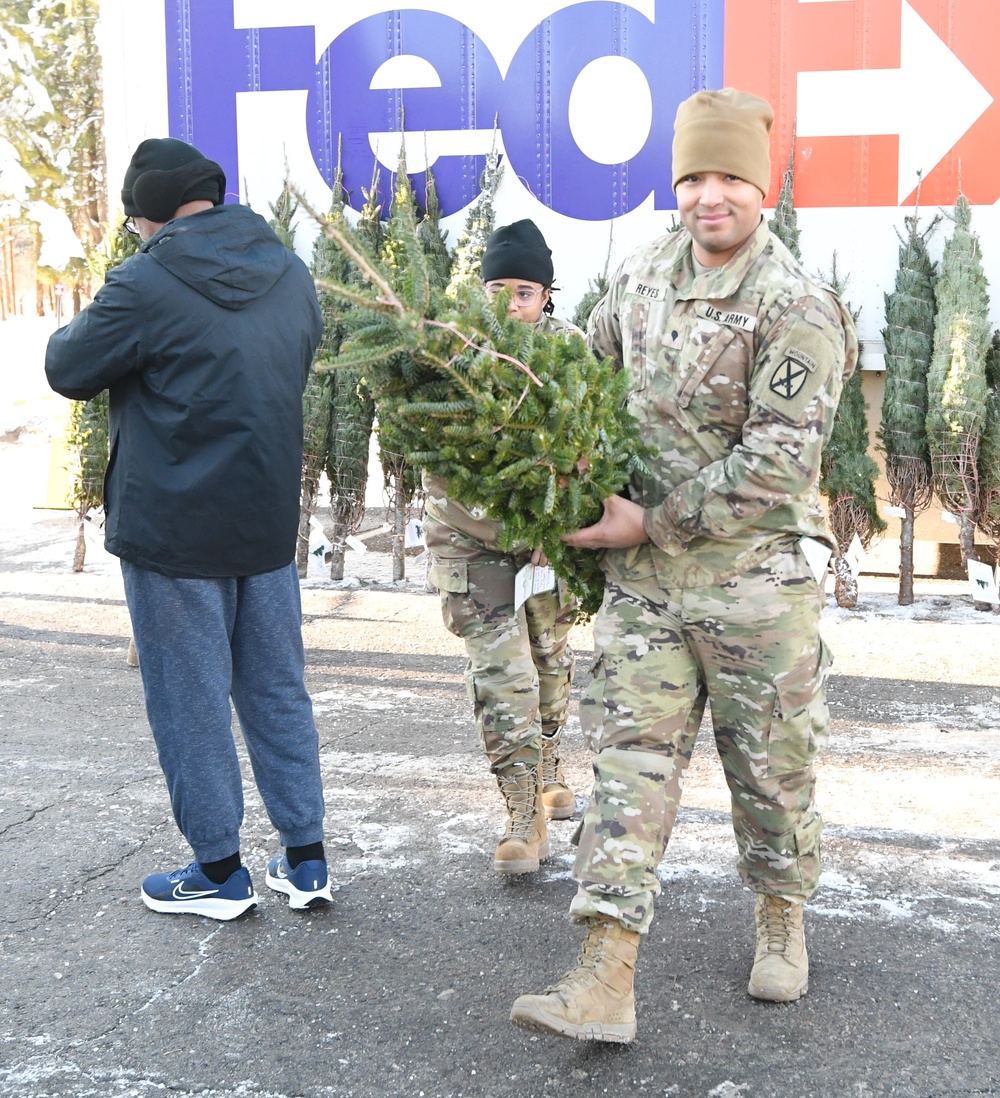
top-left (822, 579), bottom-right (998, 626)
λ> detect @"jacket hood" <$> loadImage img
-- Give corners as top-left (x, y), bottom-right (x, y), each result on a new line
top-left (140, 203), bottom-right (294, 310)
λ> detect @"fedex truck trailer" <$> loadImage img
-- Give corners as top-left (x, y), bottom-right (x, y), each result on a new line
top-left (98, 0), bottom-right (1000, 573)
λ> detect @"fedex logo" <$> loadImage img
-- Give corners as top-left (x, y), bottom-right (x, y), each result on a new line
top-left (165, 1), bottom-right (1000, 217)
top-left (164, 1), bottom-right (723, 221)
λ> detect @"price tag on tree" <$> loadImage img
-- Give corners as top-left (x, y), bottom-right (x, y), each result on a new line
top-left (514, 562), bottom-right (556, 611)
top-left (799, 536), bottom-right (832, 584)
top-left (967, 560), bottom-right (1000, 606)
top-left (844, 532), bottom-right (865, 579)
top-left (404, 519), bottom-right (425, 548)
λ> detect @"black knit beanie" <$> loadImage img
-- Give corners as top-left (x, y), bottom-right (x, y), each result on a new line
top-left (480, 219), bottom-right (554, 286)
top-left (122, 138), bottom-right (226, 222)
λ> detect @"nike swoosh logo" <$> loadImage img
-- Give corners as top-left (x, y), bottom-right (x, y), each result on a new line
top-left (173, 883), bottom-right (218, 899)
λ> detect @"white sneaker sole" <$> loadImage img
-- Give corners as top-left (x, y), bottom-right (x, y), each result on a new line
top-left (265, 872), bottom-right (333, 910)
top-left (140, 890), bottom-right (258, 921)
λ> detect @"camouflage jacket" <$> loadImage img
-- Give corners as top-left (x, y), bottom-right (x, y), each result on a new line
top-left (423, 312), bottom-right (584, 555)
top-left (588, 216), bottom-right (858, 588)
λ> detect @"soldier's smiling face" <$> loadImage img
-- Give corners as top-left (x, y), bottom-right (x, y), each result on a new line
top-left (675, 172), bottom-right (763, 268)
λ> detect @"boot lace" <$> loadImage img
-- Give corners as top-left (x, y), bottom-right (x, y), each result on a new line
top-left (545, 924), bottom-right (612, 995)
top-left (758, 897), bottom-right (793, 955)
top-left (540, 736), bottom-right (562, 788)
top-left (497, 766), bottom-right (537, 840)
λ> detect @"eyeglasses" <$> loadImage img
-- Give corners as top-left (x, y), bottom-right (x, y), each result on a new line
top-left (123, 217), bottom-right (139, 235)
top-left (485, 283), bottom-right (545, 305)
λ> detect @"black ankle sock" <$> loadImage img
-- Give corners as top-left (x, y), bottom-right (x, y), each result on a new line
top-left (200, 853), bottom-right (241, 884)
top-left (287, 842), bottom-right (325, 869)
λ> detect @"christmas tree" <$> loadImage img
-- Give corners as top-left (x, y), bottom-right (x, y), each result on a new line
top-left (65, 216), bottom-right (140, 570)
top-left (315, 147), bottom-right (377, 581)
top-left (377, 148), bottom-right (444, 579)
top-left (418, 159), bottom-right (453, 288)
top-left (767, 134), bottom-right (801, 260)
top-left (267, 177), bottom-right (298, 249)
top-left (878, 206), bottom-right (938, 604)
top-left (926, 194), bottom-right (990, 573)
top-left (446, 137), bottom-right (503, 295)
top-left (266, 178), bottom-right (335, 577)
top-left (975, 330), bottom-right (1000, 575)
top-left (303, 191), bottom-right (648, 615)
top-left (571, 229), bottom-right (613, 331)
top-left (571, 272), bottom-right (608, 333)
top-left (819, 255), bottom-right (885, 608)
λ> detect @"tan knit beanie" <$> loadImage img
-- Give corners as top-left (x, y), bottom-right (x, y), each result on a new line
top-left (672, 88), bottom-right (774, 197)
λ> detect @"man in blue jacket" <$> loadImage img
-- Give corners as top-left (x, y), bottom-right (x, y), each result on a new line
top-left (46, 138), bottom-right (329, 920)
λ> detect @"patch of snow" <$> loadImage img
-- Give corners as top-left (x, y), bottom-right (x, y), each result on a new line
top-left (25, 200), bottom-right (86, 268)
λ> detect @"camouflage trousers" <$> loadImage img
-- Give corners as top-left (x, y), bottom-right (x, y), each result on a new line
top-left (427, 535), bottom-right (577, 773)
top-left (570, 544), bottom-right (831, 933)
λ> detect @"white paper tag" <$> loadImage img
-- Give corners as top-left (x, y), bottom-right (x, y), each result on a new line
top-left (941, 510), bottom-right (959, 525)
top-left (82, 513), bottom-right (105, 551)
top-left (883, 505), bottom-right (906, 518)
top-left (404, 518), bottom-right (426, 548)
top-left (967, 560), bottom-right (1000, 605)
top-left (533, 564), bottom-right (556, 594)
top-left (799, 536), bottom-right (833, 584)
top-left (844, 532), bottom-right (865, 579)
top-left (514, 562), bottom-right (557, 611)
top-left (306, 516), bottom-right (330, 579)
top-left (345, 534), bottom-right (368, 554)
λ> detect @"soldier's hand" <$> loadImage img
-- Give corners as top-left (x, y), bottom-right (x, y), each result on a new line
top-left (562, 494), bottom-right (649, 550)
top-left (530, 547), bottom-right (550, 567)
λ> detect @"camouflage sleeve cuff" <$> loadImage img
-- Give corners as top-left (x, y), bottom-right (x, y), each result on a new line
top-left (642, 503), bottom-right (687, 557)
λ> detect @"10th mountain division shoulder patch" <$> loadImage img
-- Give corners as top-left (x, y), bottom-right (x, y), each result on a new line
top-left (768, 350), bottom-right (817, 400)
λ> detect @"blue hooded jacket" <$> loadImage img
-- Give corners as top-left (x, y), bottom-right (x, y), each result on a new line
top-left (46, 203), bottom-right (323, 578)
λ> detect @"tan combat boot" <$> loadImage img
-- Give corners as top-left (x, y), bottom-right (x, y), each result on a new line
top-left (748, 894), bottom-right (809, 1001)
top-left (494, 763), bottom-right (549, 874)
top-left (509, 916), bottom-right (639, 1043)
top-left (540, 728), bottom-right (575, 820)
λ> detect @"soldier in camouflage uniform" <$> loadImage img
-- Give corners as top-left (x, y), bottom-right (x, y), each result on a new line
top-left (511, 89), bottom-right (858, 1042)
top-left (423, 220), bottom-right (582, 875)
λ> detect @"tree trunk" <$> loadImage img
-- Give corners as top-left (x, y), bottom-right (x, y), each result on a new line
top-left (958, 512), bottom-right (978, 566)
top-left (392, 479), bottom-right (407, 582)
top-left (296, 483), bottom-right (317, 578)
top-left (897, 507), bottom-right (915, 605)
top-left (329, 512), bottom-right (348, 581)
top-left (833, 555), bottom-right (858, 609)
top-left (73, 519), bottom-right (86, 572)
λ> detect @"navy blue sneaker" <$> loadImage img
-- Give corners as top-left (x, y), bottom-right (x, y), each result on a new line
top-left (140, 862), bottom-right (258, 921)
top-left (265, 854), bottom-right (333, 909)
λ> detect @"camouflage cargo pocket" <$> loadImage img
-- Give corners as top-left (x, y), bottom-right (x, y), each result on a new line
top-left (555, 574), bottom-right (580, 612)
top-left (427, 557), bottom-right (469, 595)
top-left (767, 638), bottom-right (832, 775)
top-left (577, 651), bottom-right (607, 754)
